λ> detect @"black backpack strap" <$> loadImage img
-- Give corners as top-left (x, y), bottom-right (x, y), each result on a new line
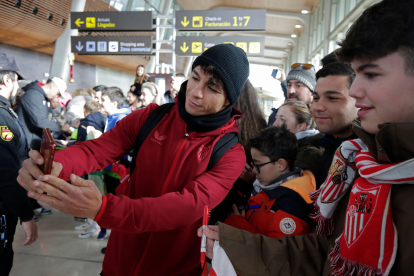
top-left (206, 132), bottom-right (239, 171)
top-left (129, 103), bottom-right (175, 176)
top-left (130, 103), bottom-right (238, 176)
top-left (207, 132), bottom-right (240, 225)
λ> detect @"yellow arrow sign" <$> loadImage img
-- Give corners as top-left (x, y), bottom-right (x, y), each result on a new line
top-left (75, 18), bottom-right (84, 27)
top-left (181, 16), bottom-right (189, 27)
top-left (180, 42), bottom-right (189, 53)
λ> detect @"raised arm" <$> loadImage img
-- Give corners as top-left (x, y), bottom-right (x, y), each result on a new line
top-left (55, 104), bottom-right (158, 181)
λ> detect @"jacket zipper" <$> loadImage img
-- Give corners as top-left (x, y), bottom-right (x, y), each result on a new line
top-left (247, 210), bottom-right (256, 221)
top-left (134, 132), bottom-right (194, 275)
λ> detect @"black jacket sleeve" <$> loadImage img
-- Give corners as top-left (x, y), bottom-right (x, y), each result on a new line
top-left (20, 91), bottom-right (61, 133)
top-left (0, 111), bottom-right (34, 221)
top-left (76, 120), bottom-right (89, 143)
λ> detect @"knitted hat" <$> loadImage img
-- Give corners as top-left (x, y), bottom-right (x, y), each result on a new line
top-left (286, 65), bottom-right (317, 91)
top-left (192, 44), bottom-right (249, 105)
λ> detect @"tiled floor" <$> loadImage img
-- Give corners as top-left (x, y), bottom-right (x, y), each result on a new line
top-left (10, 206), bottom-right (108, 276)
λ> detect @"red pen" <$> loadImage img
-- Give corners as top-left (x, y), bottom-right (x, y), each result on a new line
top-left (200, 205), bottom-right (209, 269)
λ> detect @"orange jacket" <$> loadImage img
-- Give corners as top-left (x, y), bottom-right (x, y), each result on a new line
top-left (225, 170), bottom-right (316, 239)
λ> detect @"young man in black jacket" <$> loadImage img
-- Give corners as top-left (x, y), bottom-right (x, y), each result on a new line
top-left (0, 53), bottom-right (37, 276)
top-left (311, 62), bottom-right (359, 188)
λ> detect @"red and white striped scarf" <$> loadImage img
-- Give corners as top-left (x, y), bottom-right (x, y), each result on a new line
top-left (310, 139), bottom-right (414, 276)
top-left (201, 241), bottom-right (237, 276)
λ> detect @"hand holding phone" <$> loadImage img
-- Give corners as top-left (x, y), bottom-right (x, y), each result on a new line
top-left (39, 128), bottom-right (56, 175)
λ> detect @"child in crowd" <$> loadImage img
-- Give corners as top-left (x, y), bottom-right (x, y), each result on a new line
top-left (76, 100), bottom-right (105, 143)
top-left (74, 100), bottom-right (106, 238)
top-left (274, 100), bottom-right (323, 176)
top-left (99, 87), bottom-right (131, 241)
top-left (225, 126), bottom-right (316, 239)
top-left (140, 82), bottom-right (166, 107)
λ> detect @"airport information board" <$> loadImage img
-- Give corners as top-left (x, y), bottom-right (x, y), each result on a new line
top-left (175, 9), bottom-right (266, 31)
top-left (70, 11), bottom-right (153, 31)
top-left (175, 36), bottom-right (265, 56)
top-left (70, 9), bottom-right (266, 56)
top-left (71, 36), bottom-right (152, 55)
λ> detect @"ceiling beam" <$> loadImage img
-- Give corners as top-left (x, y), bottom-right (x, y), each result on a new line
top-left (218, 32), bottom-right (296, 46)
top-left (210, 6), bottom-right (310, 26)
top-left (249, 61), bottom-right (284, 67)
top-left (264, 47), bottom-right (290, 58)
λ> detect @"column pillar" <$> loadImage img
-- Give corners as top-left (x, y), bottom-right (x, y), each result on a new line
top-left (49, 0), bottom-right (86, 82)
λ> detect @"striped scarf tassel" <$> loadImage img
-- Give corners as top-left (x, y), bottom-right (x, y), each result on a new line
top-left (330, 239), bottom-right (382, 276)
top-left (309, 188), bottom-right (335, 236)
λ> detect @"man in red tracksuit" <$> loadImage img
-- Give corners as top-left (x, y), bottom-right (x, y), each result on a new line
top-left (17, 44), bottom-right (250, 276)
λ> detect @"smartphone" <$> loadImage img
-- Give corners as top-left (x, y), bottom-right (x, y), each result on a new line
top-left (271, 69), bottom-right (278, 78)
top-left (39, 128), bottom-right (56, 175)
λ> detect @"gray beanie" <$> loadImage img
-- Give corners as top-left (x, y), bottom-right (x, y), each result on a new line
top-left (286, 65), bottom-right (317, 91)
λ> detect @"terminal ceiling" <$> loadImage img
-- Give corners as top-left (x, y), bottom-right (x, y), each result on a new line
top-left (0, 0), bottom-right (320, 73)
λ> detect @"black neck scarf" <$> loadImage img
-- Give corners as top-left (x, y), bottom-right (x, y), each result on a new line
top-left (177, 81), bottom-right (233, 133)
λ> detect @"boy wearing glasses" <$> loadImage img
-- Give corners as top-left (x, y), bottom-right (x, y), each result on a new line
top-left (225, 126), bottom-right (316, 239)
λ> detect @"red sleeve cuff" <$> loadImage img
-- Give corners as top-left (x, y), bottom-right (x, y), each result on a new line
top-left (94, 195), bottom-right (107, 222)
top-left (224, 215), bottom-right (259, 234)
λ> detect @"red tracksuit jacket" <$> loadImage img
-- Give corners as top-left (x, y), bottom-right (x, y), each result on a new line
top-left (55, 101), bottom-right (246, 276)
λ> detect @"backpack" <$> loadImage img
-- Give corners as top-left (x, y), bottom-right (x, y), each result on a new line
top-left (117, 103), bottom-right (240, 195)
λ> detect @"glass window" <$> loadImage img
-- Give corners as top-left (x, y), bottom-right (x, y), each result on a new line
top-left (336, 0), bottom-right (341, 26)
top-left (108, 0), bottom-right (128, 11)
top-left (152, 0), bottom-right (163, 12)
top-left (330, 3), bottom-right (337, 31)
top-left (130, 0), bottom-right (146, 11)
top-left (350, 0), bottom-right (357, 11)
top-left (345, 0), bottom-right (351, 15)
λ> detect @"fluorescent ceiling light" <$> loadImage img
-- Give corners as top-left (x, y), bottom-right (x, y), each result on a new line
top-left (301, 10), bottom-right (310, 14)
top-left (295, 24), bottom-right (302, 28)
top-left (291, 34), bottom-right (297, 38)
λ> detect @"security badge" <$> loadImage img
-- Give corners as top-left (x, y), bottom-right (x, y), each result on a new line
top-left (0, 126), bottom-right (14, 141)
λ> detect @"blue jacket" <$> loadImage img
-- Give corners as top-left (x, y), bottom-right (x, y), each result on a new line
top-left (104, 106), bottom-right (132, 171)
top-left (105, 107), bottom-right (132, 132)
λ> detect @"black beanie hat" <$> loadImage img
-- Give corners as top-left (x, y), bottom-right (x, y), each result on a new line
top-left (192, 44), bottom-right (249, 105)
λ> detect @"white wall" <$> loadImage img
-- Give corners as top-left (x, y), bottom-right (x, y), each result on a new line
top-left (96, 66), bottom-right (135, 96)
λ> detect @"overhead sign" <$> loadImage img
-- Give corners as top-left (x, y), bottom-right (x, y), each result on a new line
top-left (175, 36), bottom-right (265, 56)
top-left (175, 9), bottom-right (266, 31)
top-left (70, 11), bottom-right (153, 31)
top-left (71, 36), bottom-right (152, 55)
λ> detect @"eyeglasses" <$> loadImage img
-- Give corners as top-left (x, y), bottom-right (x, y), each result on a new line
top-left (253, 160), bottom-right (275, 174)
top-left (291, 63), bottom-right (314, 70)
top-left (253, 158), bottom-right (291, 173)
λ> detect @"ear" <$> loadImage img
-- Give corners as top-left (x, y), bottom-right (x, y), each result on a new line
top-left (2, 74), bottom-right (11, 87)
top-left (277, 159), bottom-right (289, 172)
top-left (298, 122), bottom-right (307, 132)
top-left (224, 98), bottom-right (230, 107)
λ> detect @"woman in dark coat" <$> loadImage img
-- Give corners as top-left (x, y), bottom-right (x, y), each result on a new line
top-left (129, 64), bottom-right (148, 95)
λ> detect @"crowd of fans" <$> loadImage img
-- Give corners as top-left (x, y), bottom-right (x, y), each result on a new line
top-left (1, 0), bottom-right (414, 275)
